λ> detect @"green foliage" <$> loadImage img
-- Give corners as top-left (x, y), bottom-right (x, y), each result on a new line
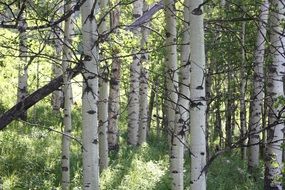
top-left (0, 125), bottom-right (61, 189)
top-left (206, 153), bottom-right (263, 190)
top-left (101, 137), bottom-right (170, 190)
top-left (0, 104), bottom-right (83, 189)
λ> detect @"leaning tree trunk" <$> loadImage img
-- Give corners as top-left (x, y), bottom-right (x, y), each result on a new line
top-left (264, 1), bottom-right (285, 189)
top-left (81, 0), bottom-right (100, 189)
top-left (170, 0), bottom-right (190, 189)
top-left (98, 0), bottom-right (109, 171)
top-left (17, 0), bottom-right (28, 121)
top-left (248, 0), bottom-right (269, 173)
top-left (61, 0), bottom-right (75, 189)
top-left (138, 1), bottom-right (150, 145)
top-left (189, 0), bottom-right (207, 189)
top-left (127, 0), bottom-right (143, 146)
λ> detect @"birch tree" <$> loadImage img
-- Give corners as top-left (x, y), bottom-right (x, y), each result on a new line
top-left (51, 4), bottom-right (64, 112)
top-left (170, 0), bottom-right (190, 189)
top-left (240, 10), bottom-right (247, 160)
top-left (98, 0), bottom-right (109, 170)
top-left (264, 0), bottom-right (285, 189)
top-left (108, 6), bottom-right (121, 150)
top-left (127, 0), bottom-right (143, 145)
top-left (189, 0), bottom-right (207, 189)
top-left (138, 1), bottom-right (149, 145)
top-left (17, 0), bottom-right (28, 120)
top-left (61, 0), bottom-right (75, 189)
top-left (81, 0), bottom-right (100, 188)
top-left (248, 0), bottom-right (269, 172)
top-left (163, 0), bottom-right (178, 145)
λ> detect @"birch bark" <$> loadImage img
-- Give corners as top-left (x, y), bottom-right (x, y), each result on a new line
top-left (170, 1), bottom-right (190, 189)
top-left (98, 0), bottom-right (109, 171)
top-left (51, 3), bottom-right (63, 112)
top-left (248, 0), bottom-right (269, 171)
top-left (81, 0), bottom-right (100, 189)
top-left (61, 1), bottom-right (75, 189)
top-left (138, 1), bottom-right (150, 145)
top-left (108, 6), bottom-right (121, 150)
top-left (189, 0), bottom-right (207, 189)
top-left (127, 0), bottom-right (143, 145)
top-left (240, 13), bottom-right (247, 160)
top-left (163, 0), bottom-right (178, 145)
top-left (264, 0), bottom-right (285, 189)
top-left (17, 1), bottom-right (28, 120)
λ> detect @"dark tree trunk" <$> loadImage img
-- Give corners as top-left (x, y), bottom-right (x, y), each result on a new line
top-left (0, 64), bottom-right (82, 130)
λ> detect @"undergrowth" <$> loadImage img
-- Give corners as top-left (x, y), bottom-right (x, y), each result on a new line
top-left (0, 105), bottom-right (264, 189)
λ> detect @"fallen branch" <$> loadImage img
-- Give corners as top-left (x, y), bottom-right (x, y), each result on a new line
top-left (0, 63), bottom-right (82, 130)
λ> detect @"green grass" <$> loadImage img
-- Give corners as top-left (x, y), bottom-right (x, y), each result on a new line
top-left (0, 105), bottom-right (264, 189)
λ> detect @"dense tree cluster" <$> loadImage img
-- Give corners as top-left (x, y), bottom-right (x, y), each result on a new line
top-left (1, 0), bottom-right (285, 189)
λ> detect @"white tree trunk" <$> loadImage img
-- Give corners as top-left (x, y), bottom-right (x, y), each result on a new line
top-left (127, 0), bottom-right (143, 145)
top-left (17, 1), bottom-right (28, 120)
top-left (189, 1), bottom-right (207, 189)
top-left (170, 1), bottom-right (190, 189)
top-left (108, 6), bottom-right (121, 150)
top-left (81, 0), bottom-right (100, 189)
top-left (98, 0), bottom-right (109, 171)
top-left (265, 0), bottom-right (284, 189)
top-left (51, 3), bottom-right (64, 112)
top-left (138, 1), bottom-right (150, 145)
top-left (163, 0), bottom-right (178, 145)
top-left (248, 0), bottom-right (269, 171)
top-left (61, 1), bottom-right (75, 189)
top-left (138, 64), bottom-right (149, 145)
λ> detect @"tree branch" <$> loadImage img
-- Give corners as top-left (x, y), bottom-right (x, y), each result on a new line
top-left (0, 63), bottom-right (83, 130)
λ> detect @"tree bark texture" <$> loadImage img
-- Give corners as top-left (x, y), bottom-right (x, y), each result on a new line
top-left (98, 0), bottom-right (109, 171)
top-left (108, 6), bottom-right (121, 151)
top-left (17, 0), bottom-right (28, 121)
top-left (189, 0), bottom-right (207, 189)
top-left (61, 1), bottom-right (75, 189)
top-left (81, 0), bottom-right (100, 189)
top-left (127, 0), bottom-right (143, 146)
top-left (0, 64), bottom-right (81, 130)
top-left (264, 1), bottom-right (284, 189)
top-left (248, 0), bottom-right (269, 172)
top-left (138, 1), bottom-right (150, 145)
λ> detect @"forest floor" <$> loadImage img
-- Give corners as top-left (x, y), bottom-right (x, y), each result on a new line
top-left (0, 103), bottom-right (263, 189)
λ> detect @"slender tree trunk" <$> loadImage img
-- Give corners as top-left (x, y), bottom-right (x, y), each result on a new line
top-left (225, 69), bottom-right (233, 148)
top-left (98, 0), bottom-right (109, 171)
top-left (240, 13), bottom-right (247, 160)
top-left (51, 3), bottom-right (64, 112)
top-left (138, 1), bottom-right (150, 145)
top-left (81, 0), bottom-right (100, 189)
top-left (17, 1), bottom-right (28, 121)
top-left (61, 1), bottom-right (75, 189)
top-left (108, 6), bottom-right (121, 151)
top-left (264, 1), bottom-right (285, 189)
top-left (189, 1), bottom-right (207, 189)
top-left (170, 1), bottom-right (190, 189)
top-left (248, 0), bottom-right (269, 173)
top-left (155, 80), bottom-right (161, 138)
top-left (127, 0), bottom-right (143, 145)
top-left (147, 80), bottom-right (156, 135)
top-left (163, 0), bottom-right (178, 145)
